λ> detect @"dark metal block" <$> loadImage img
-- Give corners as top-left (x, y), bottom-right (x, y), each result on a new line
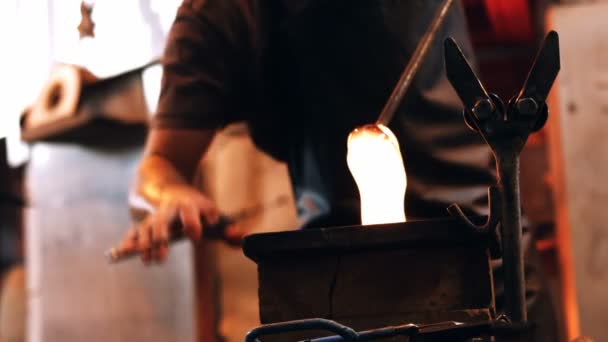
top-left (243, 217), bottom-right (495, 341)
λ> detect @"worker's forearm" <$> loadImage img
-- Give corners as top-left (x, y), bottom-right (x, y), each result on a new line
top-left (128, 128), bottom-right (215, 213)
top-left (133, 155), bottom-right (197, 209)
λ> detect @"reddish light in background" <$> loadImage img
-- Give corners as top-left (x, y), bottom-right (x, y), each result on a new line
top-left (483, 0), bottom-right (534, 44)
top-left (463, 0), bottom-right (534, 46)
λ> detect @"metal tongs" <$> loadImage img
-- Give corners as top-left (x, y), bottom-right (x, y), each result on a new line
top-left (444, 31), bottom-right (560, 324)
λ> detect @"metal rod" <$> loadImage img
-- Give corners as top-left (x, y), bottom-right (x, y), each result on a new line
top-left (105, 195), bottom-right (288, 263)
top-left (308, 321), bottom-right (490, 341)
top-left (105, 215), bottom-right (235, 263)
top-left (497, 153), bottom-right (527, 322)
top-left (376, 0), bottom-right (454, 126)
top-left (309, 324), bottom-right (418, 342)
top-left (244, 318), bottom-right (358, 342)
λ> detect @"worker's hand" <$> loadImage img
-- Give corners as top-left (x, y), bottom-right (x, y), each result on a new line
top-left (117, 184), bottom-right (230, 265)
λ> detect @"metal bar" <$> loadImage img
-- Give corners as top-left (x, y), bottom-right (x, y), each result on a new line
top-left (497, 153), bottom-right (527, 322)
top-left (106, 195), bottom-right (290, 263)
top-left (309, 324), bottom-right (418, 342)
top-left (376, 0), bottom-right (454, 126)
top-left (105, 215), bottom-right (235, 263)
top-left (308, 321), bottom-right (494, 341)
top-left (244, 318), bottom-right (358, 342)
top-left (245, 318), bottom-right (501, 341)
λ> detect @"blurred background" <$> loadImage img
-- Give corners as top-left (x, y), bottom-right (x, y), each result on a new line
top-left (0, 0), bottom-right (606, 341)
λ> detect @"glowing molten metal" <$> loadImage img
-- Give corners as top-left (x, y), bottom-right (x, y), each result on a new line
top-left (347, 124), bottom-right (407, 225)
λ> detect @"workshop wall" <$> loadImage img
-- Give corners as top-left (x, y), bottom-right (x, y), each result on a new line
top-left (547, 3), bottom-right (608, 340)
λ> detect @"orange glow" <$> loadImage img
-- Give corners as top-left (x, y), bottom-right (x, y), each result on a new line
top-left (543, 11), bottom-right (581, 337)
top-left (347, 124), bottom-right (407, 225)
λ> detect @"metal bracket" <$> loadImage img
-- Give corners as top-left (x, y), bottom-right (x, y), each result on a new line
top-left (448, 186), bottom-right (502, 258)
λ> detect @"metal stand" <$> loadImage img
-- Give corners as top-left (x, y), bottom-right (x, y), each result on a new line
top-left (444, 31), bottom-right (560, 323)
